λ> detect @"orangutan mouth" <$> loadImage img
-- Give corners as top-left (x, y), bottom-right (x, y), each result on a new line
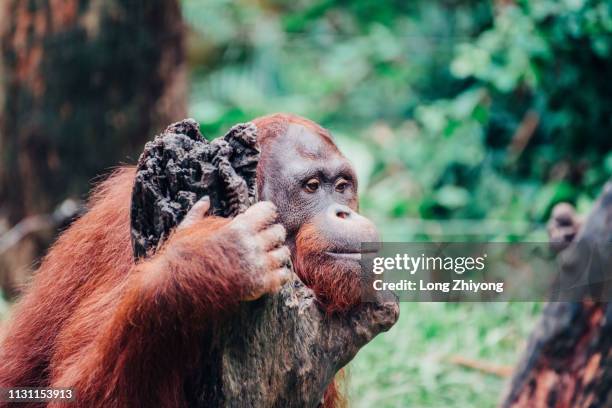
top-left (324, 249), bottom-right (377, 261)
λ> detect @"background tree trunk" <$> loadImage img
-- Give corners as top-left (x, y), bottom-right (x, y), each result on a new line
top-left (502, 182), bottom-right (612, 408)
top-left (0, 0), bottom-right (186, 297)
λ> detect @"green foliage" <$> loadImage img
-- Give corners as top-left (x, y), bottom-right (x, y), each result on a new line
top-left (183, 0), bottom-right (610, 242)
top-left (446, 0), bottom-right (612, 222)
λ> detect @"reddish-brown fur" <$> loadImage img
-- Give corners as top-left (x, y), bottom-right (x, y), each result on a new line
top-left (0, 167), bottom-right (248, 407)
top-left (0, 114), bottom-right (350, 407)
top-left (294, 223), bottom-right (362, 315)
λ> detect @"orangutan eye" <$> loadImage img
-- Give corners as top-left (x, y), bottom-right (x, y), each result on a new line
top-left (335, 178), bottom-right (349, 193)
top-left (304, 178), bottom-right (320, 193)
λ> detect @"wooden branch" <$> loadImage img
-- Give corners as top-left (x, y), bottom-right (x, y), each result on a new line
top-left (448, 355), bottom-right (513, 378)
top-left (0, 199), bottom-right (82, 255)
top-left (508, 110), bottom-right (539, 159)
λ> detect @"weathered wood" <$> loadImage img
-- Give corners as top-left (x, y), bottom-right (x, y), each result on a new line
top-left (186, 280), bottom-right (398, 407)
top-left (131, 119), bottom-right (258, 259)
top-left (131, 119), bottom-right (399, 407)
top-left (501, 182), bottom-right (612, 408)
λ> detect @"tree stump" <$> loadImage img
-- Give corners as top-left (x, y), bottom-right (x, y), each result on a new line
top-left (502, 182), bottom-right (612, 407)
top-left (131, 119), bottom-right (399, 407)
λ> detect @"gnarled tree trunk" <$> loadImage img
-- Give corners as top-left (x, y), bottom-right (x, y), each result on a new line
top-left (502, 182), bottom-right (612, 407)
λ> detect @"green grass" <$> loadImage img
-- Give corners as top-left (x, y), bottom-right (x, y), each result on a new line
top-left (347, 302), bottom-right (542, 407)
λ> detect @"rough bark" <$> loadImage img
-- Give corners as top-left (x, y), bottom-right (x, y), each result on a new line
top-left (131, 119), bottom-right (399, 407)
top-left (501, 182), bottom-right (612, 408)
top-left (0, 0), bottom-right (186, 296)
top-left (131, 119), bottom-right (258, 259)
top-left (187, 280), bottom-right (398, 407)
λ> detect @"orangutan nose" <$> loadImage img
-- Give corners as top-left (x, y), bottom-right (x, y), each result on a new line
top-left (322, 204), bottom-right (380, 250)
top-left (331, 204), bottom-right (352, 220)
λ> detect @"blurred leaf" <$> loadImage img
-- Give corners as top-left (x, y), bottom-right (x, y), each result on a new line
top-left (532, 181), bottom-right (578, 221)
top-left (434, 185), bottom-right (470, 209)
